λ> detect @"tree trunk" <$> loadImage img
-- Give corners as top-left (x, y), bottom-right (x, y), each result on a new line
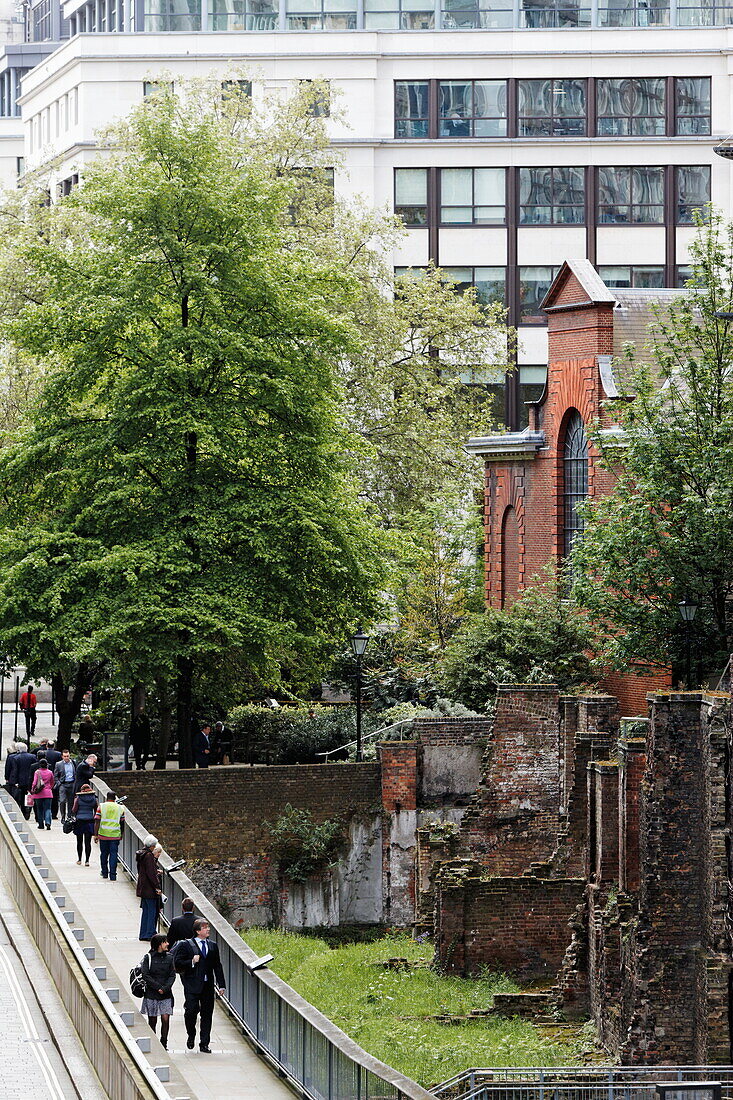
top-left (154, 675), bottom-right (172, 770)
top-left (176, 654), bottom-right (194, 769)
top-left (52, 664), bottom-right (98, 751)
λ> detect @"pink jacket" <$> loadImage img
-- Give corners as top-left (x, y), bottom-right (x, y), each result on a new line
top-left (31, 767), bottom-right (54, 799)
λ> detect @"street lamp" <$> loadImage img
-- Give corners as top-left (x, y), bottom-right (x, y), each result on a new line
top-left (350, 627), bottom-right (370, 762)
top-left (678, 595), bottom-right (698, 690)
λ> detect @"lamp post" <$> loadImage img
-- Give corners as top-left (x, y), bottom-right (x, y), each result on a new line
top-left (350, 627), bottom-right (369, 762)
top-left (678, 595), bottom-right (698, 690)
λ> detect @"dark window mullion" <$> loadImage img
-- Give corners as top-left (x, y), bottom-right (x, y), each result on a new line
top-left (428, 166), bottom-right (439, 264)
top-left (666, 75), bottom-right (675, 136)
top-left (428, 79), bottom-right (438, 141)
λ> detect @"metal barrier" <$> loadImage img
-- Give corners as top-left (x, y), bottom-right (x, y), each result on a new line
top-left (0, 790), bottom-right (175, 1100)
top-left (433, 1068), bottom-right (733, 1100)
top-left (95, 775), bottom-right (435, 1100)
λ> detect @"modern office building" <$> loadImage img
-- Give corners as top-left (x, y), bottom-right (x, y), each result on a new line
top-left (0, 0), bottom-right (729, 425)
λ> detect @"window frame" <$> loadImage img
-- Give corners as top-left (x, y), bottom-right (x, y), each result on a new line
top-left (596, 77), bottom-right (666, 137)
top-left (597, 165), bottom-right (665, 225)
top-left (394, 80), bottom-right (430, 139)
top-left (438, 167), bottom-right (506, 226)
top-left (518, 166), bottom-right (586, 226)
top-left (675, 164), bottom-right (711, 226)
top-left (562, 410), bottom-right (589, 563)
top-left (674, 76), bottom-right (711, 136)
top-left (394, 167), bottom-right (429, 227)
top-left (438, 79), bottom-right (508, 138)
top-left (518, 78), bottom-right (587, 137)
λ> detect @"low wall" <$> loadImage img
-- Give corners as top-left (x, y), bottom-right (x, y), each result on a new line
top-left (413, 717), bottom-right (489, 806)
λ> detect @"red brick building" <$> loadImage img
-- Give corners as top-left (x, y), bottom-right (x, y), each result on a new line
top-left (467, 259), bottom-right (672, 716)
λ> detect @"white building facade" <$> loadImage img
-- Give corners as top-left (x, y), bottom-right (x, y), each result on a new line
top-left (0, 5), bottom-right (730, 424)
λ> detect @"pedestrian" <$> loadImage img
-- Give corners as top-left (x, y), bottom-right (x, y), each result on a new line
top-left (94, 790), bottom-right (125, 880)
top-left (140, 933), bottom-right (175, 1050)
top-left (19, 684), bottom-right (37, 738)
top-left (29, 761), bottom-right (53, 827)
top-left (174, 917), bottom-right (226, 1053)
top-left (7, 744), bottom-right (36, 820)
top-left (130, 708), bottom-right (152, 770)
top-left (77, 713), bottom-right (96, 745)
top-left (194, 724), bottom-right (212, 768)
top-left (53, 750), bottom-right (77, 823)
top-left (4, 742), bottom-right (20, 791)
top-left (72, 783), bottom-right (98, 865)
top-left (167, 897), bottom-right (197, 947)
top-left (30, 757), bottom-right (54, 830)
top-left (136, 834), bottom-right (162, 941)
top-left (75, 753), bottom-right (97, 792)
top-left (213, 721), bottom-right (233, 765)
top-left (43, 741), bottom-right (62, 819)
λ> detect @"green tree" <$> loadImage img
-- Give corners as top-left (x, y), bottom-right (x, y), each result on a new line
top-left (572, 212), bottom-right (733, 683)
top-left (0, 80), bottom-right (385, 753)
top-left (437, 568), bottom-right (601, 713)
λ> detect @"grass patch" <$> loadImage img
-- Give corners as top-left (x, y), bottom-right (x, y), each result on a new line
top-left (242, 928), bottom-right (587, 1088)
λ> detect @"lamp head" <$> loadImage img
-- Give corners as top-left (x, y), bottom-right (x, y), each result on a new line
top-left (678, 595), bottom-right (698, 623)
top-left (351, 627), bottom-right (369, 659)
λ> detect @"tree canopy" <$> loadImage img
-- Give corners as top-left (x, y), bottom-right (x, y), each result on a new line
top-left (572, 212), bottom-right (733, 684)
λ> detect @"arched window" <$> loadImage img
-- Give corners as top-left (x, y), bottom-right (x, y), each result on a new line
top-left (563, 411), bottom-right (588, 560)
top-left (501, 506), bottom-right (519, 608)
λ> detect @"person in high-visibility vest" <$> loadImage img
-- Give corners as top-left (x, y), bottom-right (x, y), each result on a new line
top-left (94, 791), bottom-right (126, 881)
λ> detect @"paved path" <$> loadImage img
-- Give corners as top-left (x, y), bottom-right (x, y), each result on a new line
top-left (31, 821), bottom-right (291, 1100)
top-left (0, 866), bottom-right (105, 1100)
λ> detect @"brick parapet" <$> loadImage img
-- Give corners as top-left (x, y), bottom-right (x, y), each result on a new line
top-left (379, 741), bottom-right (418, 813)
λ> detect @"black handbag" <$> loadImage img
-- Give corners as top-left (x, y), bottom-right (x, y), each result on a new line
top-left (62, 816), bottom-right (76, 834)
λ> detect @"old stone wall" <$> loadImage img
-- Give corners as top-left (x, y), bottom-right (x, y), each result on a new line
top-left (413, 717), bottom-right (488, 807)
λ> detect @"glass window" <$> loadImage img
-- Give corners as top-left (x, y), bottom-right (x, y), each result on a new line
top-left (676, 166), bottom-right (710, 225)
top-left (678, 0), bottom-right (733, 25)
top-left (365, 0), bottom-right (433, 28)
top-left (395, 169), bottom-right (428, 226)
top-left (676, 265), bottom-right (694, 286)
top-left (442, 266), bottom-right (506, 308)
top-left (32, 0), bottom-right (52, 39)
top-left (596, 78), bottom-right (666, 137)
top-left (521, 0), bottom-right (590, 24)
top-left (222, 79), bottom-right (252, 100)
top-left (286, 0), bottom-right (356, 29)
top-left (675, 78), bottom-right (711, 136)
top-left (300, 80), bottom-right (330, 117)
top-left (598, 166), bottom-right (664, 225)
top-left (598, 0), bottom-right (669, 25)
top-left (519, 167), bottom-right (585, 225)
top-left (519, 265), bottom-right (560, 322)
top-left (395, 81), bottom-right (429, 139)
top-left (143, 80), bottom-right (173, 97)
top-left (211, 0), bottom-right (277, 27)
top-left (439, 80), bottom-right (507, 138)
top-left (563, 411), bottom-right (589, 561)
top-left (518, 79), bottom-right (586, 137)
top-left (597, 265), bottom-right (666, 288)
top-left (442, 0), bottom-right (513, 29)
top-left (144, 0), bottom-right (200, 29)
top-left (518, 365), bottom-right (547, 428)
top-left (440, 168), bottom-right (505, 224)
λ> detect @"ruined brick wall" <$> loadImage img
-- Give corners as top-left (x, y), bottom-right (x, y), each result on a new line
top-left (436, 867), bottom-right (583, 980)
top-left (413, 717), bottom-right (490, 807)
top-left (379, 742), bottom-right (418, 926)
top-left (460, 685), bottom-right (561, 873)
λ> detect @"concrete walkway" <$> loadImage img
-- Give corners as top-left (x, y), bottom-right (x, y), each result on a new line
top-left (0, 865), bottom-right (106, 1100)
top-left (30, 821), bottom-right (292, 1100)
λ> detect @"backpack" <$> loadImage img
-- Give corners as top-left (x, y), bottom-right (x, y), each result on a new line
top-left (129, 958), bottom-right (146, 998)
top-left (170, 937), bottom-right (196, 974)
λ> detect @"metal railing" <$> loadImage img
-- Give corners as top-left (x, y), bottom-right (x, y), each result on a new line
top-left (434, 1068), bottom-right (733, 1100)
top-left (317, 718), bottom-right (415, 761)
top-left (96, 775), bottom-right (435, 1100)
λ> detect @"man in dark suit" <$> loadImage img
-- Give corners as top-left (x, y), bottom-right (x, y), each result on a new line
top-left (194, 725), bottom-right (212, 769)
top-left (167, 897), bottom-right (197, 947)
top-left (8, 747), bottom-right (37, 820)
top-left (173, 917), bottom-right (226, 1053)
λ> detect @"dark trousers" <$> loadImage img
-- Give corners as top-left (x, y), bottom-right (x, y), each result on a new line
top-left (23, 708), bottom-right (37, 736)
top-left (184, 982), bottom-right (215, 1048)
top-left (139, 897), bottom-right (158, 940)
top-left (34, 798), bottom-right (51, 827)
top-left (99, 838), bottom-right (119, 879)
top-left (14, 785), bottom-right (31, 820)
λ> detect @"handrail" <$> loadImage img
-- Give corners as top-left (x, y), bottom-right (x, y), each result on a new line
top-left (0, 790), bottom-right (174, 1100)
top-left (316, 717), bottom-right (415, 760)
top-left (94, 774), bottom-right (436, 1100)
top-left (434, 1067), bottom-right (733, 1100)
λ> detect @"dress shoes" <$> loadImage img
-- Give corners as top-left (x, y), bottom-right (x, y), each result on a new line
top-left (199, 1046), bottom-right (212, 1054)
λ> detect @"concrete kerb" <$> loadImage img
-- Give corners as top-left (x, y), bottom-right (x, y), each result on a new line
top-left (0, 789), bottom-right (186, 1100)
top-left (93, 773), bottom-right (437, 1100)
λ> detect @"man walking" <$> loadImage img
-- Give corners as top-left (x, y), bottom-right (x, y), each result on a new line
top-left (174, 918), bottom-right (226, 1053)
top-left (194, 725), bottom-right (212, 769)
top-left (54, 750), bottom-right (77, 824)
top-left (19, 684), bottom-right (37, 738)
top-left (94, 791), bottom-right (125, 880)
top-left (130, 708), bottom-right (152, 770)
top-left (75, 753), bottom-right (97, 792)
top-left (8, 744), bottom-right (37, 819)
top-left (167, 897), bottom-right (197, 947)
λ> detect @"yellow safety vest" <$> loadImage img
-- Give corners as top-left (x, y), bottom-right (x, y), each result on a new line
top-left (97, 801), bottom-right (124, 839)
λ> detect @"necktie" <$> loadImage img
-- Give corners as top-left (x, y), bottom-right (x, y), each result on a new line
top-left (201, 940), bottom-right (208, 957)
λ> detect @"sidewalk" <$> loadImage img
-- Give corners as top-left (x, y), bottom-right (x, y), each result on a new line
top-left (31, 822), bottom-right (292, 1100)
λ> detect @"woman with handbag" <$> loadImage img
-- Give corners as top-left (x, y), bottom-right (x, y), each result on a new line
top-left (30, 758), bottom-right (54, 830)
top-left (72, 783), bottom-right (98, 865)
top-left (140, 933), bottom-right (175, 1050)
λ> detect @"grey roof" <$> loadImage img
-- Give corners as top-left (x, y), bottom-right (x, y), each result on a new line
top-left (541, 259), bottom-right (617, 311)
top-left (610, 287), bottom-right (687, 393)
top-left (465, 429), bottom-right (546, 460)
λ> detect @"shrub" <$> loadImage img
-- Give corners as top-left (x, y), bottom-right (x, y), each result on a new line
top-left (437, 569), bottom-right (601, 713)
top-left (227, 703), bottom-right (382, 764)
top-left (266, 804), bottom-right (344, 881)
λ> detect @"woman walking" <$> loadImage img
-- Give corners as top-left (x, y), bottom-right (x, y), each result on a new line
top-left (136, 834), bottom-right (162, 941)
top-left (72, 783), bottom-right (98, 865)
top-left (31, 758), bottom-right (54, 830)
top-left (140, 933), bottom-right (175, 1050)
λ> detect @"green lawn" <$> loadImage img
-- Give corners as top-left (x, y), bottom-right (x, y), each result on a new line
top-left (242, 928), bottom-right (588, 1088)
